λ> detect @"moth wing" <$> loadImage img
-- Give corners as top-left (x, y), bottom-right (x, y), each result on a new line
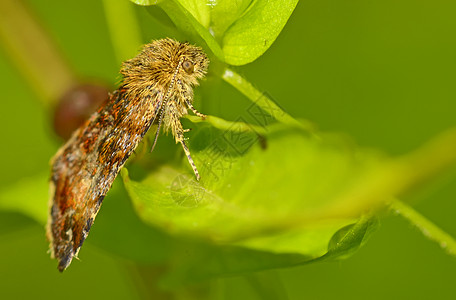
top-left (47, 89), bottom-right (162, 271)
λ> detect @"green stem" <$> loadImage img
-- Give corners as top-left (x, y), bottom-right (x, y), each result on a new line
top-left (221, 67), bottom-right (315, 132)
top-left (102, 0), bottom-right (143, 64)
top-left (390, 200), bottom-right (456, 257)
top-left (0, 0), bottom-right (76, 105)
top-left (186, 115), bottom-right (268, 135)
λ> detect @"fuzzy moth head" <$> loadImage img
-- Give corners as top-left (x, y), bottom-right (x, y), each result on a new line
top-left (120, 38), bottom-right (209, 90)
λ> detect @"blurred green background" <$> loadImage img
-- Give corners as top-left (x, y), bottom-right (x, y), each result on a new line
top-left (1, 0), bottom-right (455, 299)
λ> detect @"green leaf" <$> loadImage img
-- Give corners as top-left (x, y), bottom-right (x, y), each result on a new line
top-left (130, 0), bottom-right (163, 5)
top-left (209, 0), bottom-right (253, 38)
top-left (324, 214), bottom-right (379, 260)
top-left (132, 0), bottom-right (299, 65)
top-left (221, 0), bottom-right (299, 65)
top-left (0, 173), bottom-right (49, 225)
top-left (121, 120), bottom-right (456, 279)
top-left (122, 124), bottom-right (384, 269)
top-left (161, 241), bottom-right (315, 287)
top-left (89, 180), bottom-right (173, 264)
top-left (0, 171), bottom-right (174, 264)
top-left (160, 215), bottom-right (378, 286)
top-left (158, 0), bottom-right (225, 60)
top-left (176, 0), bottom-right (210, 28)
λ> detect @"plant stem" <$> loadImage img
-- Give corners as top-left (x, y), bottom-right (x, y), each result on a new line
top-left (186, 115), bottom-right (268, 135)
top-left (221, 67), bottom-right (315, 132)
top-left (0, 0), bottom-right (76, 105)
top-left (102, 0), bottom-right (143, 64)
top-left (390, 200), bottom-right (456, 257)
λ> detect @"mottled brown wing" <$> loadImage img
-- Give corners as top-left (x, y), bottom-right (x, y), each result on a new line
top-left (47, 88), bottom-right (162, 271)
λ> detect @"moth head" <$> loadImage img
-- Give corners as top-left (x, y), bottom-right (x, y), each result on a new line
top-left (178, 44), bottom-right (209, 85)
top-left (120, 39), bottom-right (209, 88)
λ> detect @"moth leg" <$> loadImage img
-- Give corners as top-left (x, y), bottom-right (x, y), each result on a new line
top-left (185, 99), bottom-right (206, 119)
top-left (168, 103), bottom-right (200, 180)
top-left (177, 79), bottom-right (206, 119)
top-left (179, 137), bottom-right (200, 181)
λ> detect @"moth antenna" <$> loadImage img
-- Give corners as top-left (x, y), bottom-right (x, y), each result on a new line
top-left (149, 57), bottom-right (184, 152)
top-left (150, 104), bottom-right (166, 152)
top-left (147, 94), bottom-right (164, 132)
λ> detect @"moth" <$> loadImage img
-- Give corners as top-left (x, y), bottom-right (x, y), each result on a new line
top-left (47, 38), bottom-right (209, 271)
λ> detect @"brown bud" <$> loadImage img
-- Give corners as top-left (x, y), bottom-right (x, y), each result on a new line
top-left (53, 83), bottom-right (109, 140)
